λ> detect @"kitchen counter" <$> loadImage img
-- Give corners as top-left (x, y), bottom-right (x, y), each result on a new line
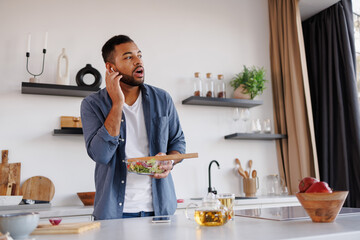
top-left (177, 195), bottom-right (300, 209)
top-left (0, 196), bottom-right (300, 222)
top-left (31, 211), bottom-right (360, 240)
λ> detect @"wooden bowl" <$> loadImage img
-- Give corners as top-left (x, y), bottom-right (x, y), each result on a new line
top-left (296, 191), bottom-right (348, 223)
top-left (77, 192), bottom-right (95, 206)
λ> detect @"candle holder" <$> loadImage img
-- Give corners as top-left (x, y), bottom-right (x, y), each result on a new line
top-left (26, 49), bottom-right (46, 83)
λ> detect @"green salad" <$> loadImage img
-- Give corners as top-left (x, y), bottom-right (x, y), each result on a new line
top-left (127, 158), bottom-right (165, 174)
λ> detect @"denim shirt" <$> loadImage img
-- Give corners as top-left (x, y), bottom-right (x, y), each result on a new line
top-left (80, 84), bottom-right (186, 220)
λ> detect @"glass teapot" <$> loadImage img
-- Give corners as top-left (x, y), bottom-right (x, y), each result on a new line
top-left (185, 193), bottom-right (229, 226)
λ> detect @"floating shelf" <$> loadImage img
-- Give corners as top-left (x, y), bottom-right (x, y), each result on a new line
top-left (182, 96), bottom-right (263, 108)
top-left (224, 133), bottom-right (287, 140)
top-left (21, 82), bottom-right (100, 97)
top-left (53, 128), bottom-right (83, 135)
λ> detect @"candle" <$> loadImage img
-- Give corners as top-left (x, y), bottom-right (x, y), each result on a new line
top-left (44, 32), bottom-right (48, 49)
top-left (27, 33), bottom-right (31, 53)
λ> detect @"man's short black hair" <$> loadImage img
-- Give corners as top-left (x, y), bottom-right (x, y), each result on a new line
top-left (102, 35), bottom-right (134, 63)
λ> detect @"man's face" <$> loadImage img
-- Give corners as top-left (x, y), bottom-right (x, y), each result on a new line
top-left (112, 42), bottom-right (144, 86)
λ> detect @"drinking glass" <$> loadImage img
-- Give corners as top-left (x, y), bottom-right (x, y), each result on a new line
top-left (232, 108), bottom-right (240, 132)
top-left (217, 193), bottom-right (235, 220)
top-left (240, 108), bottom-right (250, 133)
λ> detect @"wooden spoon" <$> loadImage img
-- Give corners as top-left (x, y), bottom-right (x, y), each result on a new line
top-left (238, 168), bottom-right (247, 178)
top-left (235, 158), bottom-right (247, 178)
top-left (244, 170), bottom-right (249, 178)
top-left (252, 170), bottom-right (257, 178)
top-left (248, 160), bottom-right (253, 175)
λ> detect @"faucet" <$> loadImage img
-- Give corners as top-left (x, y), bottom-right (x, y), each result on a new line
top-left (208, 160), bottom-right (220, 195)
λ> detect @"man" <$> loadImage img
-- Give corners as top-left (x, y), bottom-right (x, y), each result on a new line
top-left (80, 35), bottom-right (186, 220)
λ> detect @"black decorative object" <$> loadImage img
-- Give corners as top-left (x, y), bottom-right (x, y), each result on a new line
top-left (76, 64), bottom-right (102, 88)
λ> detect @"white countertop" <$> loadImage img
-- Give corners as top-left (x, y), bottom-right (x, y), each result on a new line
top-left (177, 195), bottom-right (300, 209)
top-left (31, 211), bottom-right (360, 240)
top-left (0, 196), bottom-right (300, 218)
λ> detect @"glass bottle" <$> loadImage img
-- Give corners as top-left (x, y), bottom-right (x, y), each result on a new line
top-left (205, 73), bottom-right (214, 98)
top-left (216, 74), bottom-right (226, 98)
top-left (193, 72), bottom-right (202, 97)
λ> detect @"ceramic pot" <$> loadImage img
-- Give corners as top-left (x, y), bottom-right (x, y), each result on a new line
top-left (233, 85), bottom-right (251, 99)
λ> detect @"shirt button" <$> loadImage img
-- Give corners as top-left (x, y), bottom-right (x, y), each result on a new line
top-left (121, 180), bottom-right (125, 184)
top-left (121, 138), bottom-right (125, 142)
top-left (122, 160), bottom-right (125, 163)
top-left (119, 202), bottom-right (122, 206)
top-left (121, 119), bottom-right (124, 122)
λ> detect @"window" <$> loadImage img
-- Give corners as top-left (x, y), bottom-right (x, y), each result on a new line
top-left (353, 1), bottom-right (360, 96)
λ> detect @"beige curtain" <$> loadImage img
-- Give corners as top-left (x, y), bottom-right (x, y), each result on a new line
top-left (268, 0), bottom-right (319, 194)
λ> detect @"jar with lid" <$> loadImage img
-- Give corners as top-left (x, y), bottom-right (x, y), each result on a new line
top-left (216, 74), bottom-right (226, 98)
top-left (205, 73), bottom-right (215, 98)
top-left (193, 72), bottom-right (203, 97)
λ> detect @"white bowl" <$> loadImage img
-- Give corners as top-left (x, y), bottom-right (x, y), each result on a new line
top-left (0, 196), bottom-right (23, 206)
top-left (0, 212), bottom-right (39, 239)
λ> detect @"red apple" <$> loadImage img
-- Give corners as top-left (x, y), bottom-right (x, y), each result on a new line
top-left (299, 177), bottom-right (319, 193)
top-left (305, 181), bottom-right (333, 193)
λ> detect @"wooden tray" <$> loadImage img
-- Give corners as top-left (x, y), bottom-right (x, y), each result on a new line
top-left (32, 222), bottom-right (101, 235)
top-left (127, 153), bottom-right (198, 162)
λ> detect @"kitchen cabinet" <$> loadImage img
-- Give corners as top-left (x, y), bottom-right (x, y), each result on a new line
top-left (182, 96), bottom-right (287, 140)
top-left (21, 82), bottom-right (99, 98)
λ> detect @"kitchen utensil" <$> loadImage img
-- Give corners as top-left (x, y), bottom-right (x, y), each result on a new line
top-left (32, 222), bottom-right (101, 235)
top-left (21, 176), bottom-right (55, 202)
top-left (244, 170), bottom-right (249, 178)
top-left (0, 150), bottom-right (21, 196)
top-left (127, 153), bottom-right (198, 162)
top-left (185, 193), bottom-right (230, 226)
top-left (248, 160), bottom-right (253, 175)
top-left (238, 168), bottom-right (247, 178)
top-left (251, 170), bottom-right (257, 178)
top-left (0, 212), bottom-right (39, 239)
top-left (77, 192), bottom-right (95, 206)
top-left (296, 191), bottom-right (348, 223)
top-left (235, 158), bottom-right (247, 178)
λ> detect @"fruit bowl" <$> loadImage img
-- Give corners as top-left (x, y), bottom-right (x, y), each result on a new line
top-left (296, 191), bottom-right (348, 223)
top-left (77, 192), bottom-right (95, 206)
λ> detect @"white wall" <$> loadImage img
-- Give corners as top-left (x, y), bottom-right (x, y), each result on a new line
top-left (0, 0), bottom-right (279, 206)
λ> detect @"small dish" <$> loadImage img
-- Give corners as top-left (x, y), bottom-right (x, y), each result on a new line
top-left (49, 218), bottom-right (62, 225)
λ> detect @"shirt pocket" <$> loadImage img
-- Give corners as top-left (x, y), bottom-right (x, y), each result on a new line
top-left (151, 116), bottom-right (169, 146)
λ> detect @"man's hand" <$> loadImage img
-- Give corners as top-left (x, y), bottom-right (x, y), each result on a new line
top-left (105, 69), bottom-right (125, 106)
top-left (152, 152), bottom-right (173, 179)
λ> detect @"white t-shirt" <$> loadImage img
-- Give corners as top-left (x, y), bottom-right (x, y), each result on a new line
top-left (122, 91), bottom-right (153, 212)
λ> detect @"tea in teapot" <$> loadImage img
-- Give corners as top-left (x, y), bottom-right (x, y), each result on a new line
top-left (186, 193), bottom-right (229, 226)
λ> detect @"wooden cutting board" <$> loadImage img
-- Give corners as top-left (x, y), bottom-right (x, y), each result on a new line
top-left (21, 176), bottom-right (55, 202)
top-left (0, 150), bottom-right (21, 195)
top-left (32, 222), bottom-right (101, 235)
top-left (127, 152), bottom-right (198, 162)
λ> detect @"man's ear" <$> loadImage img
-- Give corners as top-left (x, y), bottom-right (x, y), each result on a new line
top-left (105, 62), bottom-right (115, 72)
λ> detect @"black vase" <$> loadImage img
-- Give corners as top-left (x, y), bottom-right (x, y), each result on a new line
top-left (76, 64), bottom-right (102, 88)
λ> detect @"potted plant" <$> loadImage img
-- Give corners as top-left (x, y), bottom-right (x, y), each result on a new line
top-left (230, 65), bottom-right (267, 99)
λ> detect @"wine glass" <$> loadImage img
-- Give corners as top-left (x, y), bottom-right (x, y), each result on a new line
top-left (232, 108), bottom-right (240, 132)
top-left (240, 108), bottom-right (250, 133)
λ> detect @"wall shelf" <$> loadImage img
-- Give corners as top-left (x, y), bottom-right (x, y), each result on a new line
top-left (53, 128), bottom-right (83, 135)
top-left (182, 96), bottom-right (263, 108)
top-left (21, 82), bottom-right (100, 97)
top-left (224, 133), bottom-right (287, 140)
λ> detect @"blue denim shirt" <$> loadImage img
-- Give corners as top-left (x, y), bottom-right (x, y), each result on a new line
top-left (80, 84), bottom-right (186, 220)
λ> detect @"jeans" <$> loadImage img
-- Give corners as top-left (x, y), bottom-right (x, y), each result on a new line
top-left (122, 211), bottom-right (155, 219)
